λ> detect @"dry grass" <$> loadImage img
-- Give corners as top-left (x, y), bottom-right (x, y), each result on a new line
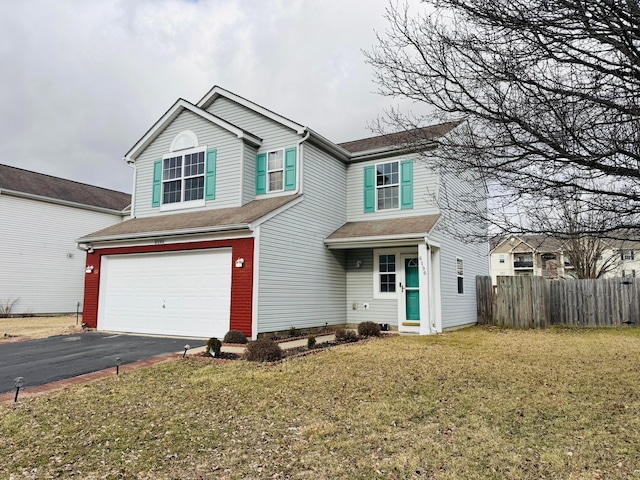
top-left (2, 326), bottom-right (640, 479)
top-left (1, 315), bottom-right (81, 339)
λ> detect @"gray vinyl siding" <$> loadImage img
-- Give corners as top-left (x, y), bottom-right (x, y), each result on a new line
top-left (256, 143), bottom-right (347, 333)
top-left (346, 154), bottom-right (440, 222)
top-left (133, 109), bottom-right (242, 218)
top-left (206, 97), bottom-right (301, 154)
top-left (242, 143), bottom-right (257, 205)
top-left (430, 168), bottom-right (489, 329)
top-left (0, 194), bottom-right (123, 314)
top-left (345, 249), bottom-right (398, 325)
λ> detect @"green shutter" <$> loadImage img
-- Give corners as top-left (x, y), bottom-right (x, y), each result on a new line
top-left (284, 147), bottom-right (297, 191)
top-left (256, 153), bottom-right (267, 195)
top-left (400, 160), bottom-right (413, 210)
top-left (152, 159), bottom-right (162, 207)
top-left (205, 149), bottom-right (217, 200)
top-left (363, 165), bottom-right (375, 213)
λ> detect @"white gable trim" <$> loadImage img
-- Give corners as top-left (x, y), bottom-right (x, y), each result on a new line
top-left (124, 99), bottom-right (262, 162)
top-left (197, 86), bottom-right (307, 135)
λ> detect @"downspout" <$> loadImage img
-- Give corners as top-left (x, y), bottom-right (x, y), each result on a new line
top-left (295, 130), bottom-right (311, 194)
top-left (127, 158), bottom-right (136, 219)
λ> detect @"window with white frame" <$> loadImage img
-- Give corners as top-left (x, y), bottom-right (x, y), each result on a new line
top-left (457, 258), bottom-right (464, 294)
top-left (162, 147), bottom-right (205, 205)
top-left (379, 254), bottom-right (396, 293)
top-left (622, 270), bottom-right (636, 277)
top-left (499, 254), bottom-right (505, 264)
top-left (267, 150), bottom-right (284, 192)
top-left (376, 161), bottom-right (399, 210)
top-left (622, 250), bottom-right (635, 261)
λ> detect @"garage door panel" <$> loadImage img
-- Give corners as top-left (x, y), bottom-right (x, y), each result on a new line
top-left (98, 249), bottom-right (232, 338)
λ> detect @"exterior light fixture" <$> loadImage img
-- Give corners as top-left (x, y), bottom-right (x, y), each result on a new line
top-left (183, 345), bottom-right (190, 358)
top-left (115, 357), bottom-right (121, 375)
top-left (355, 260), bottom-right (362, 268)
top-left (14, 377), bottom-right (24, 403)
top-left (85, 265), bottom-right (94, 273)
top-left (235, 258), bottom-right (244, 268)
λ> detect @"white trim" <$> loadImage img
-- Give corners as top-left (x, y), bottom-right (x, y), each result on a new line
top-left (124, 99), bottom-right (261, 162)
top-left (374, 160), bottom-right (401, 212)
top-left (170, 130), bottom-right (198, 152)
top-left (0, 188), bottom-right (128, 216)
top-left (325, 233), bottom-right (432, 249)
top-left (430, 245), bottom-right (443, 333)
top-left (160, 145), bottom-right (207, 210)
top-left (239, 141), bottom-right (245, 203)
top-left (266, 149), bottom-right (285, 193)
top-left (372, 246), bottom-right (417, 300)
top-left (77, 224), bottom-right (251, 244)
top-left (398, 253), bottom-right (420, 334)
top-left (251, 225), bottom-right (261, 340)
top-left (130, 162), bottom-right (137, 219)
top-left (197, 86), bottom-right (306, 135)
top-left (81, 230), bottom-right (254, 250)
top-left (418, 243), bottom-right (431, 335)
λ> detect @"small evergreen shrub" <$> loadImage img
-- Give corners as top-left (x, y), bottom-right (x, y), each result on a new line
top-left (335, 327), bottom-right (358, 342)
top-left (288, 326), bottom-right (299, 338)
top-left (223, 330), bottom-right (248, 344)
top-left (307, 334), bottom-right (317, 349)
top-left (245, 338), bottom-right (283, 362)
top-left (206, 337), bottom-right (222, 357)
top-left (357, 321), bottom-right (382, 337)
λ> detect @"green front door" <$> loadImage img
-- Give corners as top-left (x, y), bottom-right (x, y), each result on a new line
top-left (405, 258), bottom-right (420, 321)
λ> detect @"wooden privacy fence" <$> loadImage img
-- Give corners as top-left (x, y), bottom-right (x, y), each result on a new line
top-left (477, 276), bottom-right (640, 328)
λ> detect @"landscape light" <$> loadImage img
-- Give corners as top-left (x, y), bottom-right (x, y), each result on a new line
top-left (115, 357), bottom-right (121, 375)
top-left (183, 345), bottom-right (190, 358)
top-left (14, 377), bottom-right (24, 403)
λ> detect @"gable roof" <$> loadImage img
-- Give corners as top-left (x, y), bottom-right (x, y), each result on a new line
top-left (338, 122), bottom-right (462, 158)
top-left (124, 98), bottom-right (263, 163)
top-left (78, 194), bottom-right (301, 243)
top-left (0, 164), bottom-right (131, 212)
top-left (325, 215), bottom-right (441, 249)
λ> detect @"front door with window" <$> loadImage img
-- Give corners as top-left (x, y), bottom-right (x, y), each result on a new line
top-left (400, 255), bottom-right (420, 332)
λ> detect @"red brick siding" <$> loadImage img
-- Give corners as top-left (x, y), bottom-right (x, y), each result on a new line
top-left (83, 238), bottom-right (254, 337)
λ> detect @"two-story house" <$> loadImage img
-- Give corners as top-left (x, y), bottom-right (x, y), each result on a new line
top-left (77, 86), bottom-right (488, 339)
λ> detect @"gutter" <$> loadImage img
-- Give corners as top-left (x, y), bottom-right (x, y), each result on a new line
top-left (77, 223), bottom-right (251, 244)
top-left (0, 188), bottom-right (128, 216)
top-left (306, 130), bottom-right (351, 162)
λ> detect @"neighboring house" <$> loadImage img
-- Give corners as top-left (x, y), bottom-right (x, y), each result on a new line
top-left (490, 234), bottom-right (640, 283)
top-left (0, 164), bottom-right (130, 315)
top-left (490, 235), bottom-right (573, 285)
top-left (77, 86), bottom-right (489, 339)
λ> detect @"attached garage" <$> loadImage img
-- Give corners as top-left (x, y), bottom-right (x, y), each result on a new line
top-left (97, 249), bottom-right (232, 338)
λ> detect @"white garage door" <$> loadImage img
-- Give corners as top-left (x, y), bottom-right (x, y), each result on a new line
top-left (98, 249), bottom-right (232, 338)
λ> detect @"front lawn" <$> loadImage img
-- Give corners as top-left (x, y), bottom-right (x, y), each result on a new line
top-left (2, 327), bottom-right (640, 479)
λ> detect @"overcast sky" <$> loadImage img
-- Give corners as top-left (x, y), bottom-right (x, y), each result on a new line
top-left (0, 0), bottom-right (426, 193)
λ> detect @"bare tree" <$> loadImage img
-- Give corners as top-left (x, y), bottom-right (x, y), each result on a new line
top-left (365, 0), bottom-right (640, 240)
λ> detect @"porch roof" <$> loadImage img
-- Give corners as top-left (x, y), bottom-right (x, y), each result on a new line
top-left (324, 214), bottom-right (441, 249)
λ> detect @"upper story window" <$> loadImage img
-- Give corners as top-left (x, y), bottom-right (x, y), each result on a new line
top-left (457, 258), bottom-right (464, 294)
top-left (376, 161), bottom-right (399, 210)
top-left (162, 149), bottom-right (205, 204)
top-left (622, 250), bottom-right (635, 261)
top-left (267, 150), bottom-right (284, 192)
top-left (363, 160), bottom-right (413, 213)
top-left (499, 254), bottom-right (505, 264)
top-left (256, 147), bottom-right (297, 195)
top-left (151, 131), bottom-right (216, 211)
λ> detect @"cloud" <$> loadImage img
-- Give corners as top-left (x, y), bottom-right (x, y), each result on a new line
top-left (0, 0), bottom-right (421, 192)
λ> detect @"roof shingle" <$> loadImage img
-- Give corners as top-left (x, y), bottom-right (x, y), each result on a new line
top-left (326, 215), bottom-right (441, 242)
top-left (0, 164), bottom-right (131, 211)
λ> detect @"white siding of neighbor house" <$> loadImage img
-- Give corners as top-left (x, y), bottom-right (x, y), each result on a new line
top-left (256, 143), bottom-right (347, 333)
top-left (345, 249), bottom-right (398, 325)
top-left (346, 154), bottom-right (440, 222)
top-left (206, 97), bottom-right (302, 155)
top-left (0, 194), bottom-right (124, 314)
top-left (429, 167), bottom-right (489, 329)
top-left (133, 109), bottom-right (242, 218)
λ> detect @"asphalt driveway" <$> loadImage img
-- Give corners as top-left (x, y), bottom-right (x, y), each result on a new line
top-left (0, 332), bottom-right (205, 394)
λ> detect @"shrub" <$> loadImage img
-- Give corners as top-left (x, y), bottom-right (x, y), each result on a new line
top-left (206, 337), bottom-right (222, 357)
top-left (245, 338), bottom-right (283, 362)
top-left (357, 321), bottom-right (382, 337)
top-left (288, 326), bottom-right (299, 338)
top-left (335, 327), bottom-right (358, 343)
top-left (307, 334), bottom-right (317, 349)
top-left (223, 330), bottom-right (248, 344)
top-left (0, 298), bottom-right (19, 318)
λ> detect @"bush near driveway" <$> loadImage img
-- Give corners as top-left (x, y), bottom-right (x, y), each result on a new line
top-left (2, 326), bottom-right (640, 478)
